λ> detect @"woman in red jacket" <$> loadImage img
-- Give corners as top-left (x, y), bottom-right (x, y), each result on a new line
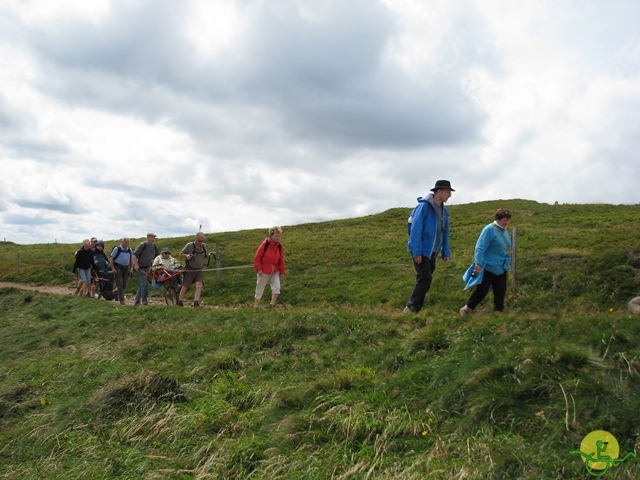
top-left (253, 226), bottom-right (286, 309)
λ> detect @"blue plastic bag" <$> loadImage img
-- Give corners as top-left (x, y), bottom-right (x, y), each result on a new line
top-left (151, 277), bottom-right (162, 291)
top-left (462, 263), bottom-right (484, 290)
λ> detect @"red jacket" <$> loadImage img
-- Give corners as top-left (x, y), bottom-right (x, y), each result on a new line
top-left (254, 237), bottom-right (286, 276)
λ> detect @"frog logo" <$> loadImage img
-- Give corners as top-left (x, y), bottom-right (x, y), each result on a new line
top-left (570, 430), bottom-right (636, 476)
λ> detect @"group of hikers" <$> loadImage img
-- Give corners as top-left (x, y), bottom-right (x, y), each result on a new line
top-left (73, 227), bottom-right (286, 308)
top-left (73, 179), bottom-right (511, 314)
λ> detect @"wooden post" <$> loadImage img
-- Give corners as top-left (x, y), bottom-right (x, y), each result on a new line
top-left (216, 242), bottom-right (221, 285)
top-left (511, 227), bottom-right (517, 292)
top-left (17, 253), bottom-right (20, 273)
top-left (553, 275), bottom-right (558, 295)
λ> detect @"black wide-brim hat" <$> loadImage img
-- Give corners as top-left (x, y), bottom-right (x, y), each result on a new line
top-left (430, 180), bottom-right (455, 191)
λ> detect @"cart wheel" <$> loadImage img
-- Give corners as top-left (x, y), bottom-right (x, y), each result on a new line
top-left (165, 286), bottom-right (176, 306)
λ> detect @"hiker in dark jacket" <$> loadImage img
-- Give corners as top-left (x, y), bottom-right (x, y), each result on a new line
top-left (73, 239), bottom-right (97, 298)
top-left (253, 226), bottom-right (286, 309)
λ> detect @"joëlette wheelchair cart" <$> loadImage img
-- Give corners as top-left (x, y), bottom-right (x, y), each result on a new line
top-left (149, 268), bottom-right (184, 306)
top-left (91, 270), bottom-right (115, 300)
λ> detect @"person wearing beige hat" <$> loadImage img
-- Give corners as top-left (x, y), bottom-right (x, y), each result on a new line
top-left (151, 246), bottom-right (183, 291)
top-left (133, 233), bottom-right (159, 305)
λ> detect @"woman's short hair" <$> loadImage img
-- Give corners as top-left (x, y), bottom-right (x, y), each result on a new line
top-left (269, 226), bottom-right (283, 236)
top-left (494, 208), bottom-right (512, 221)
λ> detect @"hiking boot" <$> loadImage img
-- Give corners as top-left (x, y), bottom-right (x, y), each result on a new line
top-left (403, 305), bottom-right (417, 314)
top-left (268, 304), bottom-right (275, 309)
top-left (460, 306), bottom-right (472, 316)
top-left (119, 300), bottom-right (125, 305)
top-left (176, 300), bottom-right (184, 307)
top-left (193, 300), bottom-right (200, 307)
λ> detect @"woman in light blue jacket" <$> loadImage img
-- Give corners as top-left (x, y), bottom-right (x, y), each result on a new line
top-left (460, 208), bottom-right (512, 315)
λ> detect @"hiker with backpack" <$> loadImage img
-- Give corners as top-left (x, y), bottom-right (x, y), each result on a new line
top-left (404, 180), bottom-right (454, 314)
top-left (177, 232), bottom-right (214, 307)
top-left (460, 208), bottom-right (512, 316)
top-left (132, 233), bottom-right (159, 306)
top-left (253, 226), bottom-right (286, 309)
top-left (110, 237), bottom-right (133, 305)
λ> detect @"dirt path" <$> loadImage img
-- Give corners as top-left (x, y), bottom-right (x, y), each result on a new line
top-left (0, 281), bottom-right (76, 295)
top-left (0, 282), bottom-right (168, 305)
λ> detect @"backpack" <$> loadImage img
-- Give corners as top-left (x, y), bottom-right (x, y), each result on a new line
top-left (184, 242), bottom-right (208, 268)
top-left (134, 242), bottom-right (159, 265)
top-left (407, 198), bottom-right (428, 235)
top-left (262, 239), bottom-right (282, 256)
top-left (112, 246), bottom-right (132, 262)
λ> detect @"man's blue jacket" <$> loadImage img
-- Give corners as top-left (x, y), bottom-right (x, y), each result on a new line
top-left (407, 193), bottom-right (451, 259)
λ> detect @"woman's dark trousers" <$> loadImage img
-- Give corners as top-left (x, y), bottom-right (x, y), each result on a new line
top-left (466, 270), bottom-right (507, 311)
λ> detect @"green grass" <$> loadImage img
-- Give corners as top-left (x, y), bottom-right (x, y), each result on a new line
top-left (1, 199), bottom-right (639, 479)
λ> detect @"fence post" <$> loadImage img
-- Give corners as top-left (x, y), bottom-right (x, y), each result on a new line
top-left (17, 253), bottom-right (20, 273)
top-left (216, 242), bottom-right (221, 285)
top-left (511, 227), bottom-right (517, 292)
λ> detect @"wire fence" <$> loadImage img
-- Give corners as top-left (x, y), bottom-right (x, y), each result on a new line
top-left (7, 242), bottom-right (256, 285)
top-left (3, 230), bottom-right (521, 289)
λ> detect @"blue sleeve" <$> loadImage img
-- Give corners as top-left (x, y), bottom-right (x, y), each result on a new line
top-left (441, 209), bottom-right (451, 258)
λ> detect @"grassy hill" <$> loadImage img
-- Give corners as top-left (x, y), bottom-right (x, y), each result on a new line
top-left (1, 200), bottom-right (639, 478)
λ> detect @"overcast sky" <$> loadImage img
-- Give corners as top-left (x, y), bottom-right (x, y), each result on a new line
top-left (1, 0), bottom-right (639, 245)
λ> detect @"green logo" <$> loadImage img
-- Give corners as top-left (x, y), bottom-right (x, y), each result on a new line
top-left (570, 430), bottom-right (636, 476)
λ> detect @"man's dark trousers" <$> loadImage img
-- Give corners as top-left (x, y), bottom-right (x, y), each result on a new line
top-left (406, 253), bottom-right (437, 312)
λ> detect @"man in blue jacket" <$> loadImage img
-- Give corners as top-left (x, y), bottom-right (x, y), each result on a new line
top-left (404, 180), bottom-right (454, 313)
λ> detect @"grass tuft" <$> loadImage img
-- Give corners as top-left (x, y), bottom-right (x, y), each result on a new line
top-left (87, 371), bottom-right (186, 419)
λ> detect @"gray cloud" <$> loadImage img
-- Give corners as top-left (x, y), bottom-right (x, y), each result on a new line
top-left (15, 198), bottom-right (81, 215)
top-left (1, 0), bottom-right (638, 244)
top-left (26, 0), bottom-right (485, 152)
top-left (3, 213), bottom-right (53, 226)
